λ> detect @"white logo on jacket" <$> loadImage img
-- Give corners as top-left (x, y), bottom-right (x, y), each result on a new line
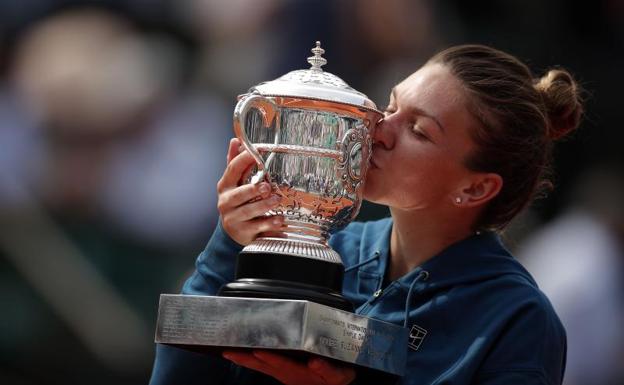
top-left (408, 324), bottom-right (427, 351)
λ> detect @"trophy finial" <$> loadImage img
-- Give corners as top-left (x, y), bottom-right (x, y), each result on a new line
top-left (307, 41), bottom-right (327, 71)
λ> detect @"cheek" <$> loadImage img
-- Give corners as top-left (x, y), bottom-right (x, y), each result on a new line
top-left (362, 143), bottom-right (470, 207)
top-left (395, 156), bottom-right (466, 205)
top-left (362, 163), bottom-right (441, 207)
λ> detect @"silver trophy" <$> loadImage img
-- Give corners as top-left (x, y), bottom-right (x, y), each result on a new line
top-left (155, 42), bottom-right (407, 378)
top-left (219, 42), bottom-right (382, 310)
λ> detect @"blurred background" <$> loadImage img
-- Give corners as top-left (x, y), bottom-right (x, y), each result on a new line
top-left (0, 1), bottom-right (622, 384)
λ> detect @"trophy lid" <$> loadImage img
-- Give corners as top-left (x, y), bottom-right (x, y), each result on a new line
top-left (249, 41), bottom-right (382, 114)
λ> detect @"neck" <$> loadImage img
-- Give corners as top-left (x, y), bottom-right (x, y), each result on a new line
top-left (387, 207), bottom-right (475, 281)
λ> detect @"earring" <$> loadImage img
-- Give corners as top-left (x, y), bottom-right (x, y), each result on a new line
top-left (455, 197), bottom-right (462, 204)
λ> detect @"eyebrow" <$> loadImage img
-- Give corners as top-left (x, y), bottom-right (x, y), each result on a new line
top-left (391, 87), bottom-right (446, 133)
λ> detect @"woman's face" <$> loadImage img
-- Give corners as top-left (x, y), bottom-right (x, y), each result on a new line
top-left (364, 63), bottom-right (480, 210)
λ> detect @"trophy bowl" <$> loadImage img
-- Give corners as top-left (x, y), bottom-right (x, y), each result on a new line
top-left (218, 42), bottom-right (383, 311)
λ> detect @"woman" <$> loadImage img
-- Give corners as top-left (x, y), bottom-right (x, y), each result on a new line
top-left (150, 44), bottom-right (583, 385)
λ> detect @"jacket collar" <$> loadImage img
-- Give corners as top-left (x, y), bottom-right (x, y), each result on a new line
top-left (360, 218), bottom-right (535, 291)
top-left (399, 230), bottom-right (535, 291)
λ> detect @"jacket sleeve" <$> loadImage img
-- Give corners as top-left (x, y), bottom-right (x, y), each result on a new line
top-left (149, 220), bottom-right (244, 385)
top-left (473, 292), bottom-right (566, 385)
top-left (183, 219), bottom-right (244, 296)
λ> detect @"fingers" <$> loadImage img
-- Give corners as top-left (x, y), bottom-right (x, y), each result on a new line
top-left (219, 138), bottom-right (285, 245)
top-left (309, 357), bottom-right (357, 385)
top-left (218, 149), bottom-right (257, 193)
top-left (222, 350), bottom-right (356, 385)
top-left (231, 138), bottom-right (256, 181)
top-left (221, 214), bottom-right (284, 246)
top-left (222, 351), bottom-right (279, 379)
top-left (241, 160), bottom-right (257, 185)
top-left (228, 195), bottom-right (281, 222)
top-left (252, 350), bottom-right (303, 370)
top-left (226, 138), bottom-right (241, 164)
top-left (218, 182), bottom-right (281, 225)
top-left (218, 182), bottom-right (271, 213)
top-left (219, 198), bottom-right (284, 246)
top-left (223, 350), bottom-right (326, 385)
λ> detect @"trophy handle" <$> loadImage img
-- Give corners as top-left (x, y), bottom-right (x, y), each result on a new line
top-left (233, 94), bottom-right (279, 184)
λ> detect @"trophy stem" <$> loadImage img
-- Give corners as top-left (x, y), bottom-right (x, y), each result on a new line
top-left (277, 218), bottom-right (331, 245)
top-left (242, 236), bottom-right (342, 264)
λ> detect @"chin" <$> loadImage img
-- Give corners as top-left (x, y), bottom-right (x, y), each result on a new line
top-left (363, 173), bottom-right (383, 194)
top-left (362, 186), bottom-right (384, 205)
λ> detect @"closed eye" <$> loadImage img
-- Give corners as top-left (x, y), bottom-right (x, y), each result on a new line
top-left (412, 124), bottom-right (432, 142)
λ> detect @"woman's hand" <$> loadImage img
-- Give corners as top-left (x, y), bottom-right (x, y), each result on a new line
top-left (217, 138), bottom-right (284, 245)
top-left (222, 350), bottom-right (356, 385)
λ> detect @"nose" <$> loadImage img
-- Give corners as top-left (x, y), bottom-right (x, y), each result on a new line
top-left (372, 115), bottom-right (395, 149)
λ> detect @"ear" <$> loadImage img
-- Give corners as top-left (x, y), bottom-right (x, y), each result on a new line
top-left (453, 173), bottom-right (503, 208)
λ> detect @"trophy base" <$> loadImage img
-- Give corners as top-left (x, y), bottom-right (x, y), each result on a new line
top-left (155, 294), bottom-right (407, 377)
top-left (219, 278), bottom-right (353, 311)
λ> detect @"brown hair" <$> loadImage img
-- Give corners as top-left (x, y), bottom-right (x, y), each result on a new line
top-left (428, 44), bottom-right (583, 230)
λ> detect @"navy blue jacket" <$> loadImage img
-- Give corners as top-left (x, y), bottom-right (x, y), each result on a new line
top-left (150, 218), bottom-right (566, 385)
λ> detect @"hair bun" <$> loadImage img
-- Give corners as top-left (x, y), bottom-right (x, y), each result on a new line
top-left (534, 69), bottom-right (583, 140)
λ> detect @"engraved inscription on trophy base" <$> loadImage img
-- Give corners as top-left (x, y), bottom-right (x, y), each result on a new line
top-left (155, 294), bottom-right (408, 376)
